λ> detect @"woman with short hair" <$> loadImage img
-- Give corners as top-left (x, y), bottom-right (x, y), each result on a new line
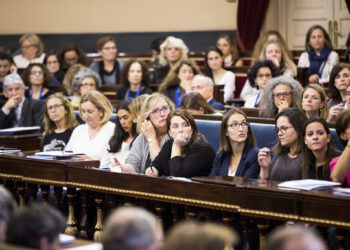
top-left (65, 90), bottom-right (115, 160)
top-left (14, 33), bottom-right (45, 68)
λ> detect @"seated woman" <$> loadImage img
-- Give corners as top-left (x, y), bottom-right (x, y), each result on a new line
top-left (145, 109), bottom-right (215, 178)
top-left (63, 64), bottom-right (87, 97)
top-left (158, 59), bottom-right (200, 107)
top-left (210, 108), bottom-right (260, 178)
top-left (65, 90), bottom-right (115, 160)
top-left (116, 59), bottom-right (152, 100)
top-left (301, 84), bottom-right (329, 120)
top-left (22, 63), bottom-right (55, 100)
top-left (244, 60), bottom-right (280, 108)
top-left (123, 94), bottom-right (175, 173)
top-left (251, 30), bottom-right (292, 65)
top-left (71, 67), bottom-right (102, 107)
top-left (41, 93), bottom-right (78, 151)
top-left (44, 50), bottom-right (65, 85)
top-left (259, 40), bottom-right (297, 77)
top-left (203, 47), bottom-right (235, 103)
top-left (260, 75), bottom-right (303, 118)
top-left (301, 117), bottom-right (340, 180)
top-left (13, 33), bottom-right (45, 69)
top-left (58, 43), bottom-right (88, 72)
top-left (100, 99), bottom-right (137, 171)
top-left (90, 36), bottom-right (122, 84)
top-left (330, 110), bottom-right (350, 187)
top-left (216, 33), bottom-right (243, 67)
top-left (259, 108), bottom-right (307, 181)
top-left (179, 92), bottom-right (217, 115)
top-left (129, 94), bottom-right (149, 124)
top-left (298, 25), bottom-right (339, 84)
top-left (153, 36), bottom-right (189, 84)
top-left (327, 63), bottom-right (350, 123)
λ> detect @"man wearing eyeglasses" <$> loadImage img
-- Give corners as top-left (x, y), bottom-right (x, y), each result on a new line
top-left (0, 73), bottom-right (44, 129)
top-left (191, 75), bottom-right (225, 110)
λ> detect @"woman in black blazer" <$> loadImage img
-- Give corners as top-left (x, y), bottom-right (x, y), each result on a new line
top-left (210, 108), bottom-right (260, 178)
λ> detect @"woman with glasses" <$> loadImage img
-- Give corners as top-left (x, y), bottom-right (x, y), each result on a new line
top-left (90, 36), bottom-right (122, 84)
top-left (41, 93), bottom-right (78, 151)
top-left (65, 91), bottom-right (115, 160)
top-left (259, 108), bottom-right (307, 181)
top-left (71, 67), bottom-right (102, 108)
top-left (123, 94), bottom-right (175, 173)
top-left (116, 59), bottom-right (153, 100)
top-left (203, 47), bottom-right (236, 103)
top-left (22, 63), bottom-right (55, 100)
top-left (301, 117), bottom-right (339, 180)
top-left (260, 75), bottom-right (303, 118)
top-left (14, 33), bottom-right (45, 69)
top-left (210, 108), bottom-right (260, 178)
top-left (244, 60), bottom-right (280, 108)
top-left (145, 109), bottom-right (215, 177)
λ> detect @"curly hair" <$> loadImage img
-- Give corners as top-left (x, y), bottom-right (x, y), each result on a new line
top-left (259, 40), bottom-right (297, 77)
top-left (305, 25), bottom-right (333, 52)
top-left (247, 60), bottom-right (280, 88)
top-left (260, 75), bottom-right (303, 118)
top-left (159, 36), bottom-right (189, 66)
top-left (58, 43), bottom-right (88, 71)
top-left (72, 67), bottom-right (102, 94)
top-left (22, 63), bottom-right (51, 89)
top-left (158, 59), bottom-right (201, 93)
top-left (119, 59), bottom-right (150, 89)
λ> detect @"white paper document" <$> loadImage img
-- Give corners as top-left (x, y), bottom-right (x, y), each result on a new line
top-left (278, 179), bottom-right (341, 190)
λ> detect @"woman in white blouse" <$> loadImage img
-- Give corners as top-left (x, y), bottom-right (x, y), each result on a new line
top-left (203, 47), bottom-right (236, 103)
top-left (298, 25), bottom-right (339, 84)
top-left (65, 90), bottom-right (115, 160)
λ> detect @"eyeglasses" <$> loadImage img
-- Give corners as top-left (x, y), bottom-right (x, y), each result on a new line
top-left (257, 73), bottom-right (272, 79)
top-left (150, 106), bottom-right (170, 115)
top-left (103, 46), bottom-right (117, 51)
top-left (31, 70), bottom-right (43, 75)
top-left (47, 104), bottom-right (64, 111)
top-left (21, 45), bottom-right (34, 50)
top-left (227, 121), bottom-right (249, 129)
top-left (81, 83), bottom-right (96, 88)
top-left (273, 92), bottom-right (291, 98)
top-left (275, 126), bottom-right (293, 134)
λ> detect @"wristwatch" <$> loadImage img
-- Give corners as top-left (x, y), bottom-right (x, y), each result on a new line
top-left (147, 138), bottom-right (155, 143)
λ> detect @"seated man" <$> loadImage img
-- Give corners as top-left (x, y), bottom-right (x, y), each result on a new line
top-left (0, 52), bottom-right (15, 85)
top-left (5, 204), bottom-right (65, 250)
top-left (101, 206), bottom-right (161, 250)
top-left (191, 75), bottom-right (225, 110)
top-left (0, 73), bottom-right (45, 129)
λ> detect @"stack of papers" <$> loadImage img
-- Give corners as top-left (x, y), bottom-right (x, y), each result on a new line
top-left (35, 151), bottom-right (85, 159)
top-left (278, 179), bottom-right (341, 190)
top-left (0, 148), bottom-right (21, 154)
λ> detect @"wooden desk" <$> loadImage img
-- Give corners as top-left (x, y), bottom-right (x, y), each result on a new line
top-left (0, 133), bottom-right (42, 152)
top-left (0, 154), bottom-right (349, 246)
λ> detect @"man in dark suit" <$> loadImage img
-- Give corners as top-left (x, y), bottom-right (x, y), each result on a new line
top-left (0, 73), bottom-right (45, 129)
top-left (191, 75), bottom-right (225, 110)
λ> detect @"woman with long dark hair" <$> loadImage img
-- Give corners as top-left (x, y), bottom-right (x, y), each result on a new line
top-left (100, 99), bottom-right (137, 171)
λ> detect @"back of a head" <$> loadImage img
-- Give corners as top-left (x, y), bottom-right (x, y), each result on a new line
top-left (264, 225), bottom-right (327, 250)
top-left (6, 204), bottom-right (65, 249)
top-left (101, 206), bottom-right (158, 250)
top-left (0, 186), bottom-right (17, 243)
top-left (162, 221), bottom-right (238, 250)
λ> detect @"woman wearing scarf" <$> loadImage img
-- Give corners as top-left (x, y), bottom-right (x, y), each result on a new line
top-left (298, 25), bottom-right (339, 85)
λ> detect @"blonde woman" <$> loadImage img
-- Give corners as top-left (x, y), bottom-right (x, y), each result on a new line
top-left (301, 84), bottom-right (329, 120)
top-left (41, 93), bottom-right (78, 151)
top-left (65, 90), bottom-right (115, 160)
top-left (153, 36), bottom-right (189, 83)
top-left (14, 33), bottom-right (45, 68)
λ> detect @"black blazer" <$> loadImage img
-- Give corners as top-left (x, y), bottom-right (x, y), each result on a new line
top-left (0, 98), bottom-right (45, 129)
